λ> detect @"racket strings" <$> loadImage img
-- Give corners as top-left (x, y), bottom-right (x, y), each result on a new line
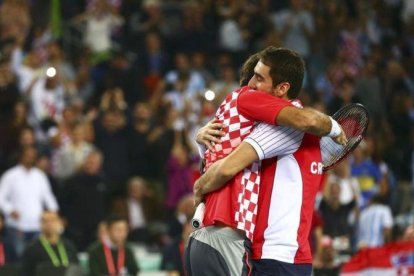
top-left (321, 104), bottom-right (369, 171)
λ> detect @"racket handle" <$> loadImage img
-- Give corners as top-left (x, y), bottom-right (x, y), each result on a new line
top-left (192, 202), bottom-right (205, 229)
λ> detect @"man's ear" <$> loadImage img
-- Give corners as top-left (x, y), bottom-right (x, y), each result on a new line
top-left (273, 82), bottom-right (290, 98)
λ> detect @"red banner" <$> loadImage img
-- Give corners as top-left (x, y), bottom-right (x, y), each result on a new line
top-left (341, 241), bottom-right (414, 275)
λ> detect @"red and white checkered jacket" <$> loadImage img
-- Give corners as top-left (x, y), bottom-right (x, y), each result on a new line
top-left (203, 87), bottom-right (261, 240)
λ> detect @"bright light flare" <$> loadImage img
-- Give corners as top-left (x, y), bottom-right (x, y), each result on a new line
top-left (204, 90), bottom-right (215, 101)
top-left (46, 67), bottom-right (57, 78)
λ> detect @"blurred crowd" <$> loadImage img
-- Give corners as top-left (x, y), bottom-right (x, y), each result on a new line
top-left (0, 0), bottom-right (413, 274)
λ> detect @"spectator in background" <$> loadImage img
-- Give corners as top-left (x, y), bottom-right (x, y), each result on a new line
top-left (100, 53), bottom-right (136, 105)
top-left (21, 211), bottom-right (78, 276)
top-left (73, 54), bottom-right (95, 105)
top-left (55, 122), bottom-right (95, 181)
top-left (218, 14), bottom-right (246, 55)
top-left (0, 211), bottom-right (17, 266)
top-left (271, 0), bottom-right (315, 60)
top-left (94, 109), bottom-right (129, 196)
top-left (327, 77), bottom-right (359, 115)
top-left (354, 58), bottom-right (384, 125)
top-left (351, 140), bottom-right (383, 209)
top-left (29, 71), bottom-right (65, 142)
top-left (192, 52), bottom-right (214, 88)
top-left (36, 152), bottom-right (60, 203)
top-left (2, 101), bottom-right (31, 159)
top-left (111, 176), bottom-right (160, 244)
top-left (99, 87), bottom-right (128, 114)
top-left (357, 195), bottom-right (393, 249)
top-left (0, 49), bottom-right (19, 116)
top-left (313, 236), bottom-right (341, 276)
top-left (318, 179), bottom-right (356, 254)
top-left (163, 71), bottom-right (191, 131)
top-left (47, 106), bottom-right (80, 178)
top-left (165, 194), bottom-right (195, 243)
top-left (5, 126), bottom-right (38, 168)
top-left (0, 146), bottom-right (59, 257)
top-left (60, 150), bottom-right (107, 251)
top-left (164, 130), bottom-right (194, 214)
top-left (385, 89), bottom-right (413, 214)
top-left (162, 52), bottom-right (205, 105)
top-left (88, 214), bottom-right (139, 276)
top-left (210, 64), bottom-right (239, 108)
top-left (12, 49), bottom-right (43, 96)
top-left (74, 0), bottom-right (124, 64)
top-left (134, 31), bottom-right (169, 101)
top-left (161, 219), bottom-right (193, 275)
top-left (46, 42), bottom-right (77, 102)
top-left (128, 102), bottom-right (153, 178)
top-left (0, 0), bottom-right (31, 43)
top-left (330, 159), bottom-right (361, 206)
top-left (146, 104), bottom-right (175, 192)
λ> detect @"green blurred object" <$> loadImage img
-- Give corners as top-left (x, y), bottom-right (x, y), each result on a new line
top-left (51, 0), bottom-right (62, 38)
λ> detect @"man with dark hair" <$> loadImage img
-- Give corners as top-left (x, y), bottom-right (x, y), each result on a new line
top-left (87, 214), bottom-right (139, 276)
top-left (60, 150), bottom-right (108, 251)
top-left (21, 211), bottom-right (78, 276)
top-left (187, 46), bottom-right (344, 276)
top-left (0, 146), bottom-right (59, 258)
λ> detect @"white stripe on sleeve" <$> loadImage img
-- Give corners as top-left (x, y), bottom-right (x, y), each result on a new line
top-left (244, 123), bottom-right (304, 160)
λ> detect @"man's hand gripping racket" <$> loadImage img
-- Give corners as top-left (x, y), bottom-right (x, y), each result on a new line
top-left (321, 103), bottom-right (369, 171)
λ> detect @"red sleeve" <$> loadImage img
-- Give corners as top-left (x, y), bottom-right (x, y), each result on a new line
top-left (237, 89), bottom-right (291, 125)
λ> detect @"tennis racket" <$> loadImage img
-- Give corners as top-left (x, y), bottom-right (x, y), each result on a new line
top-left (321, 103), bottom-right (369, 171)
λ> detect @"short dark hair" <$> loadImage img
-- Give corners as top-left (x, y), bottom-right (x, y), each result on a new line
top-left (105, 214), bottom-right (127, 228)
top-left (240, 53), bottom-right (260, 86)
top-left (258, 46), bottom-right (305, 99)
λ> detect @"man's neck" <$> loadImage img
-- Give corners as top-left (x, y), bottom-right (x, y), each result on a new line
top-left (21, 163), bottom-right (32, 170)
top-left (44, 234), bottom-right (60, 245)
top-left (108, 239), bottom-right (124, 249)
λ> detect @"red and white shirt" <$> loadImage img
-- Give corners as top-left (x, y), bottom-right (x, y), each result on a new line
top-left (202, 87), bottom-right (291, 234)
top-left (245, 121), bottom-right (322, 264)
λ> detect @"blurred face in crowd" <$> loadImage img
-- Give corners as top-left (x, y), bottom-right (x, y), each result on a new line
top-left (102, 111), bottom-right (124, 132)
top-left (83, 152), bottom-right (103, 175)
top-left (145, 32), bottom-right (161, 53)
top-left (48, 42), bottom-right (63, 60)
top-left (62, 107), bottom-right (76, 125)
top-left (128, 178), bottom-right (146, 201)
top-left (133, 102), bottom-right (151, 122)
top-left (72, 124), bottom-right (85, 144)
top-left (20, 147), bottom-right (37, 168)
top-left (14, 101), bottom-right (27, 119)
top-left (19, 128), bottom-right (35, 147)
top-left (329, 182), bottom-right (341, 203)
top-left (175, 53), bottom-right (190, 71)
top-left (220, 66), bottom-right (236, 83)
top-left (26, 51), bottom-right (41, 69)
top-left (41, 212), bottom-right (63, 238)
top-left (108, 221), bottom-right (128, 247)
top-left (192, 52), bottom-right (205, 69)
top-left (177, 194), bottom-right (196, 219)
